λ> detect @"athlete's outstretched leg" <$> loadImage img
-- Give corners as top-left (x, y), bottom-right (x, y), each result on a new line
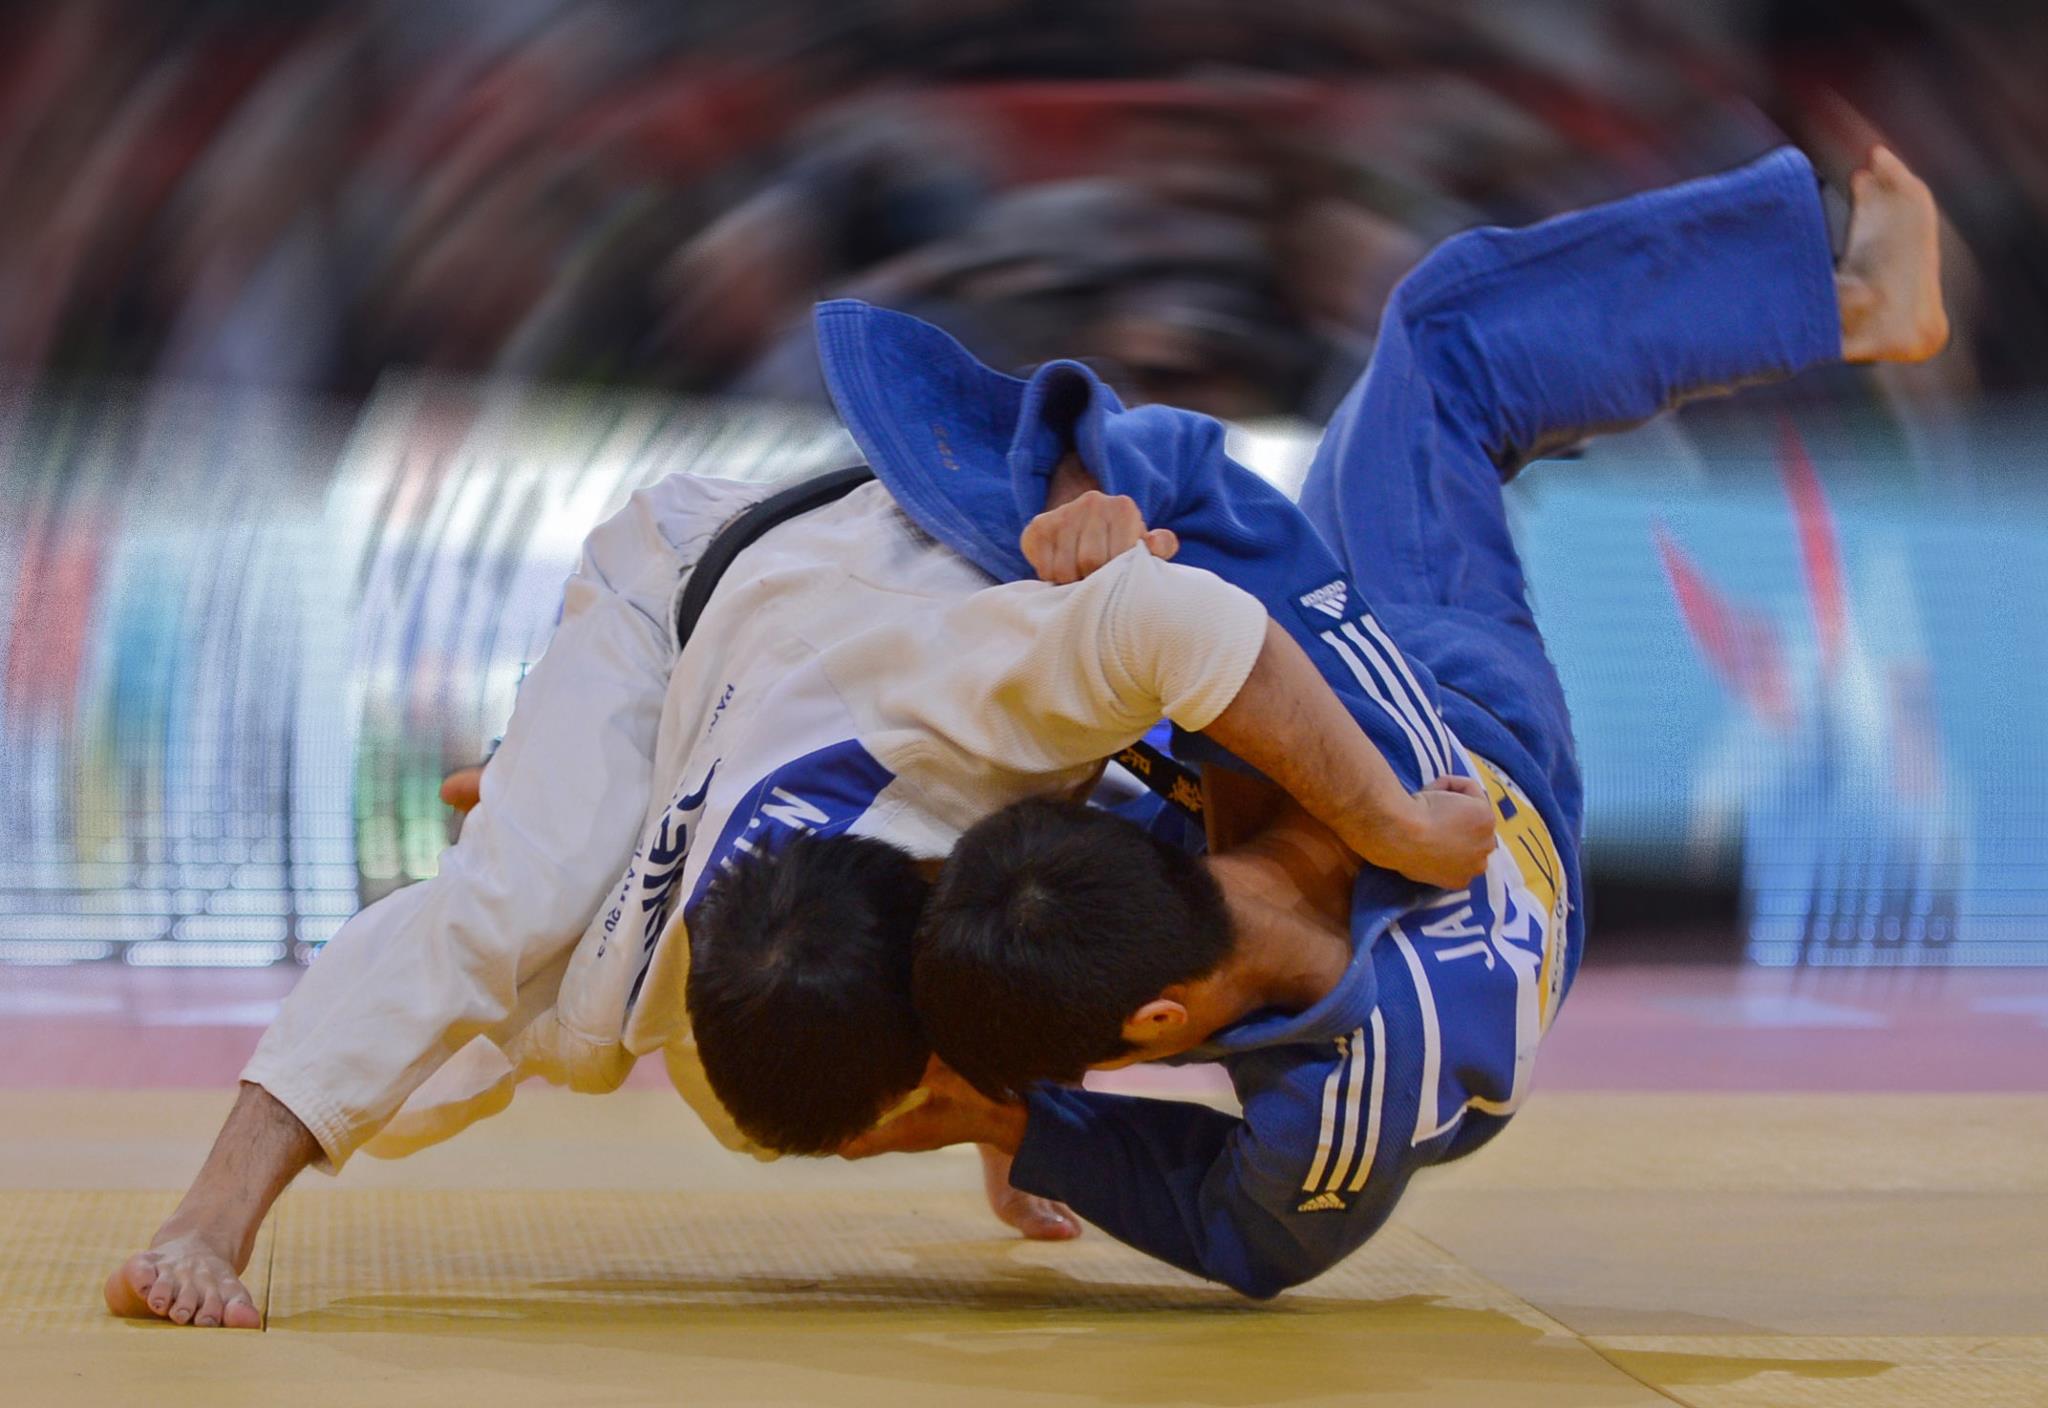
top-left (1299, 144), bottom-right (1946, 616)
top-left (1296, 144), bottom-right (1947, 839)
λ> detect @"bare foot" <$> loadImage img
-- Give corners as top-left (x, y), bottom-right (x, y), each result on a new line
top-left (1837, 146), bottom-right (1950, 364)
top-left (104, 1228), bottom-right (260, 1329)
top-left (978, 1145), bottom-right (1081, 1242)
top-left (102, 1083), bottom-right (315, 1328)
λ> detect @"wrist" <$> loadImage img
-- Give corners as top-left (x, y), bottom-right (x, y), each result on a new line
top-left (1340, 781), bottom-right (1418, 866)
top-left (1044, 453), bottom-right (1100, 512)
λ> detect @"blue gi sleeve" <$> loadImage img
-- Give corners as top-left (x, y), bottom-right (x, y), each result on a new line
top-left (1008, 1045), bottom-right (1417, 1301)
top-left (1005, 889), bottom-right (1546, 1300)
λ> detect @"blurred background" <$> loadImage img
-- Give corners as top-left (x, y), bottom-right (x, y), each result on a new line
top-left (5, 0), bottom-right (2048, 988)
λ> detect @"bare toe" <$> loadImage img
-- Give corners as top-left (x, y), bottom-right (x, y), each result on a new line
top-left (194, 1287), bottom-right (225, 1329)
top-left (107, 1235), bottom-right (254, 1327)
top-left (143, 1260), bottom-right (176, 1317)
top-left (103, 1255), bottom-right (159, 1319)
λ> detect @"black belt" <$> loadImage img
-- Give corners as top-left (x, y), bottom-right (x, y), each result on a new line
top-left (673, 465), bottom-right (875, 648)
top-left (673, 462), bottom-right (1202, 825)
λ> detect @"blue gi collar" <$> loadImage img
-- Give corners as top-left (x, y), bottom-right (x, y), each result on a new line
top-left (1193, 927), bottom-right (1385, 1059)
top-left (813, 298), bottom-right (1130, 585)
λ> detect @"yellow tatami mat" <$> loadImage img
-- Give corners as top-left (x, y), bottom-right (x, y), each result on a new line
top-left (3, 1089), bottom-right (2044, 1406)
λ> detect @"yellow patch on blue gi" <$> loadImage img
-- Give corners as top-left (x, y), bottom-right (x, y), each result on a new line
top-left (1468, 754), bottom-right (1567, 1030)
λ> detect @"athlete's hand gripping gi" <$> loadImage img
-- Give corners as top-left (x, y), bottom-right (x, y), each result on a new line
top-left (1020, 462), bottom-right (1499, 889)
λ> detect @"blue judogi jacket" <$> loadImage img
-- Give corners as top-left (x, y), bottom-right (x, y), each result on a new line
top-left (816, 145), bottom-right (1840, 1296)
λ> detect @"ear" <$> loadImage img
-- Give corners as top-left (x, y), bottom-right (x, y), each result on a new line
top-left (1120, 997), bottom-right (1190, 1049)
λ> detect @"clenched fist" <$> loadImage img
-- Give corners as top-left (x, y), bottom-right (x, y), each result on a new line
top-left (1020, 489), bottom-right (1179, 584)
top-left (1362, 773), bottom-right (1497, 891)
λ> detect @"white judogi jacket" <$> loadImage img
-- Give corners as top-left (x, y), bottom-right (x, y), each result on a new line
top-left (245, 475), bottom-right (1266, 1167)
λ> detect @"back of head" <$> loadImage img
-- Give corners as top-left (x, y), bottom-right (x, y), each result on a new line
top-left (913, 797), bottom-right (1232, 1099)
top-left (685, 833), bottom-right (931, 1154)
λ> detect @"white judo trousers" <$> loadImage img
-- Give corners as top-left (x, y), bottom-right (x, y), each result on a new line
top-left (245, 473), bottom-right (1269, 1168)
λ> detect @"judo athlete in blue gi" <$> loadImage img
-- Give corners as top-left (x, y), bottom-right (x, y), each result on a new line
top-left (836, 145), bottom-right (1949, 1297)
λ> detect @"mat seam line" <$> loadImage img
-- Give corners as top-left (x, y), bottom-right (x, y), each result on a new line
top-left (1399, 1226), bottom-right (1691, 1406)
top-left (1577, 1337), bottom-right (1694, 1407)
top-left (259, 1201), bottom-right (278, 1332)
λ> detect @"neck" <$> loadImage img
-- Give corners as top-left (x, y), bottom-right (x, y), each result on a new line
top-left (1198, 848), bottom-right (1354, 1023)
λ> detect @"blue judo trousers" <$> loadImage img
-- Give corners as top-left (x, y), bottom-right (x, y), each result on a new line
top-left (818, 147), bottom-right (1842, 1296)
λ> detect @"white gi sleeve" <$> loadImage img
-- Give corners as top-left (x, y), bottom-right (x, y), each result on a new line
top-left (241, 474), bottom-right (768, 1170)
top-left (848, 545), bottom-right (1268, 791)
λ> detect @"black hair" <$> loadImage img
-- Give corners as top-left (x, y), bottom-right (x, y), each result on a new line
top-left (685, 832), bottom-right (931, 1154)
top-left (913, 797), bottom-right (1233, 1100)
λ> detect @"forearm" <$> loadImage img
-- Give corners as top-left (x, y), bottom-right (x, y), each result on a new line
top-left (1010, 1087), bottom-right (1306, 1298)
top-left (1048, 462), bottom-right (1417, 851)
top-left (1011, 1088), bottom-right (1239, 1279)
top-left (1047, 475), bottom-right (1479, 884)
top-left (1200, 619), bottom-right (1419, 872)
top-left (966, 1100), bottom-right (1028, 1156)
top-left (1043, 452), bottom-right (1098, 512)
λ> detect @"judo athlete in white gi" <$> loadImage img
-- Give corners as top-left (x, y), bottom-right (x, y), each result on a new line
top-left (102, 375), bottom-right (1492, 1333)
top-left (107, 145), bottom-right (1946, 1326)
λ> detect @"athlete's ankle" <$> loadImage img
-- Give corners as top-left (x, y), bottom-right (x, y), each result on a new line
top-left (153, 1206), bottom-right (257, 1272)
top-left (1835, 272), bottom-right (1883, 362)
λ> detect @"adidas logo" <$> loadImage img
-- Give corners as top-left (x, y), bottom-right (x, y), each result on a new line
top-left (1296, 1191), bottom-right (1348, 1214)
top-left (1299, 581), bottom-right (1348, 619)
